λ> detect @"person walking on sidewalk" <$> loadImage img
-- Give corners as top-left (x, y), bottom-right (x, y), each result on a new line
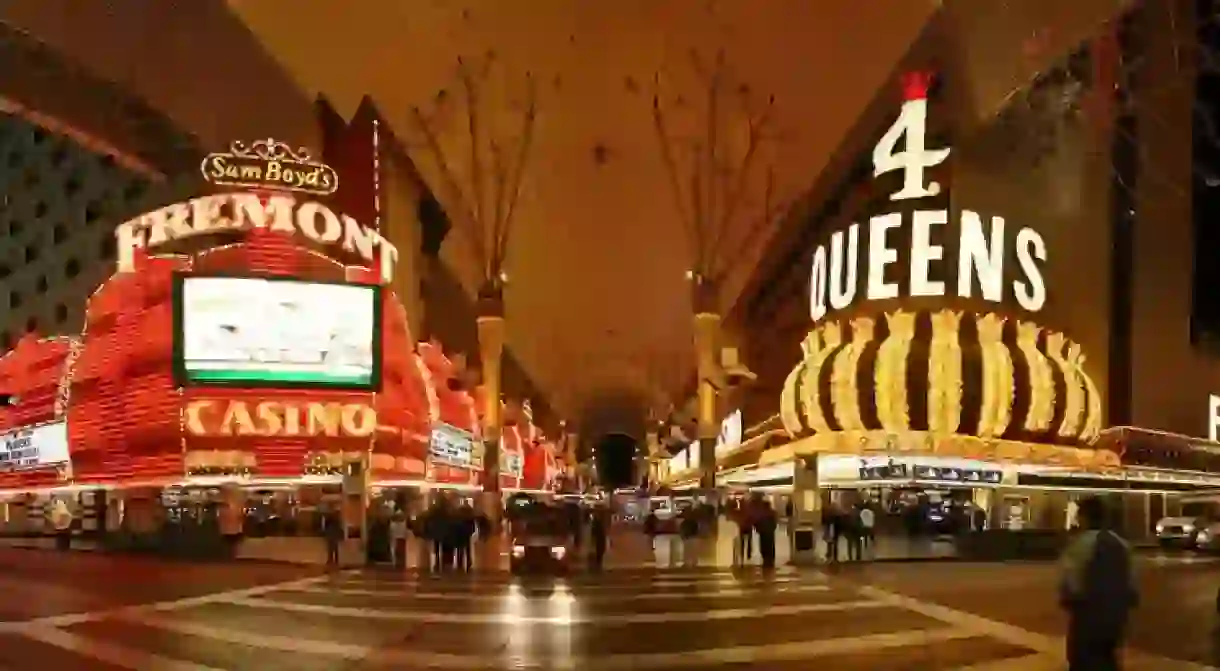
top-left (756, 501), bottom-right (778, 569)
top-left (590, 505), bottom-right (610, 570)
top-left (735, 501), bottom-right (755, 565)
top-left (678, 510), bottom-right (700, 567)
top-left (50, 498), bottom-right (73, 551)
top-left (322, 508), bottom-right (344, 568)
top-left (1058, 496), bottom-right (1137, 671)
top-left (390, 510), bottom-right (409, 569)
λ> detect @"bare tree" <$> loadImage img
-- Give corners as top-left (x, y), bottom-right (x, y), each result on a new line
top-left (405, 51), bottom-right (538, 315)
top-left (651, 48), bottom-right (790, 312)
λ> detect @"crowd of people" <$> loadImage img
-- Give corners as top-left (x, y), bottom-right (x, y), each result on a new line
top-left (319, 498), bottom-right (492, 571)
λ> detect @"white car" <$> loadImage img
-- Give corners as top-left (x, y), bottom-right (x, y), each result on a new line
top-left (1155, 516), bottom-right (1205, 548)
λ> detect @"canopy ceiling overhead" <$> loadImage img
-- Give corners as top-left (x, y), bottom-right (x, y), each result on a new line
top-left (223, 0), bottom-right (942, 431)
top-left (6, 0), bottom-right (1130, 438)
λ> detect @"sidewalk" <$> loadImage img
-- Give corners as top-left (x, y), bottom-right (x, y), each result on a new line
top-left (640, 519), bottom-right (957, 568)
top-left (0, 521), bottom-right (961, 568)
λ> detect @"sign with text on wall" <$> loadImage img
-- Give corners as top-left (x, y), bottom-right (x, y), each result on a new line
top-left (184, 399), bottom-right (377, 438)
top-left (201, 138), bottom-right (338, 196)
top-left (808, 71), bottom-right (1048, 324)
top-left (0, 421), bottom-right (70, 471)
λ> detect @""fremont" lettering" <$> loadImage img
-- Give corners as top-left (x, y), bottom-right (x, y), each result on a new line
top-left (114, 193), bottom-right (399, 283)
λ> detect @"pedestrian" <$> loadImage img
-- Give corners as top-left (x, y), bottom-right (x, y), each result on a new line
top-left (845, 506), bottom-right (863, 562)
top-left (323, 508), bottom-right (343, 568)
top-left (454, 504), bottom-right (476, 572)
top-left (50, 498), bottom-right (73, 551)
top-left (590, 505), bottom-right (609, 570)
top-left (679, 510), bottom-right (700, 567)
top-left (423, 502), bottom-right (447, 571)
top-left (1058, 496), bottom-right (1137, 671)
top-left (823, 505), bottom-right (841, 563)
top-left (390, 510), bottom-right (409, 569)
top-left (860, 504), bottom-right (876, 556)
top-left (756, 501), bottom-right (778, 569)
top-left (643, 509), bottom-right (658, 550)
top-left (735, 501), bottom-right (755, 564)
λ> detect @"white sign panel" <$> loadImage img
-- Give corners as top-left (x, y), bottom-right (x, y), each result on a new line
top-left (501, 450), bottom-right (523, 478)
top-left (715, 410), bottom-right (743, 456)
top-left (180, 277), bottom-right (377, 387)
top-left (430, 423), bottom-right (474, 467)
top-left (0, 421), bottom-right (70, 471)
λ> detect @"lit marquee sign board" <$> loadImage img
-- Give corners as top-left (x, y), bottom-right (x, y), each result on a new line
top-left (809, 72), bottom-right (1048, 323)
top-left (113, 192), bottom-right (400, 283)
top-left (115, 137), bottom-right (398, 283)
top-left (201, 138), bottom-right (338, 196)
top-left (184, 399), bottom-right (377, 438)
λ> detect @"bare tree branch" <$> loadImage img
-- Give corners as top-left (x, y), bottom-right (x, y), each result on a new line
top-left (652, 73), bottom-right (700, 261)
top-left (407, 104), bottom-right (487, 272)
top-left (702, 50), bottom-right (726, 269)
top-left (713, 166), bottom-right (784, 279)
top-left (706, 97), bottom-right (774, 273)
top-left (494, 72), bottom-right (538, 273)
top-left (458, 57), bottom-right (489, 277)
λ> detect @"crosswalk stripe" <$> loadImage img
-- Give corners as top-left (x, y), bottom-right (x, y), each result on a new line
top-left (285, 582), bottom-right (832, 601)
top-left (331, 573), bottom-right (809, 592)
top-left (213, 594), bottom-right (888, 625)
top-left (20, 625), bottom-right (226, 671)
top-left (110, 614), bottom-right (977, 670)
top-left (950, 653), bottom-right (1060, 670)
top-left (858, 585), bottom-right (1217, 671)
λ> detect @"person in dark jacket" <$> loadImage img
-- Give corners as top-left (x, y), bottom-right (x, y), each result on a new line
top-left (1059, 496), bottom-right (1137, 670)
top-left (756, 501), bottom-right (779, 569)
top-left (590, 506), bottom-right (610, 570)
top-left (423, 502), bottom-right (449, 571)
top-left (453, 504), bottom-right (476, 571)
top-left (322, 509), bottom-right (344, 568)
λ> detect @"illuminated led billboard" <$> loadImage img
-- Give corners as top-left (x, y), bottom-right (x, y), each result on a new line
top-left (174, 275), bottom-right (382, 389)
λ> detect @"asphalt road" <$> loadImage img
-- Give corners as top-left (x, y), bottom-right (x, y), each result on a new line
top-left (0, 547), bottom-right (1215, 670)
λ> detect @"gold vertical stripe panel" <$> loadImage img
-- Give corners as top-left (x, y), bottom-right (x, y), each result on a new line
top-left (1017, 321), bottom-right (1055, 432)
top-left (800, 322), bottom-right (841, 434)
top-left (974, 313), bottom-right (1013, 438)
top-left (832, 317), bottom-right (874, 431)
top-left (927, 309), bottom-right (963, 434)
top-left (875, 310), bottom-right (915, 432)
top-left (1068, 341), bottom-right (1104, 443)
top-left (780, 360), bottom-right (808, 436)
top-left (1047, 333), bottom-right (1085, 438)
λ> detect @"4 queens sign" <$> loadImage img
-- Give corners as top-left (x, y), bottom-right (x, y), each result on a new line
top-left (808, 72), bottom-right (1049, 324)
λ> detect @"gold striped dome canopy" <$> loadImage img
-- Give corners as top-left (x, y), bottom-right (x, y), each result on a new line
top-left (780, 309), bottom-right (1103, 449)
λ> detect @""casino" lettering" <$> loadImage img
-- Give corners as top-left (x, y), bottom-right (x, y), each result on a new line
top-left (184, 400), bottom-right (377, 438)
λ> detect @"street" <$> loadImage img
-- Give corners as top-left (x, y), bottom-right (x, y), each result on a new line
top-left (0, 548), bottom-right (1215, 669)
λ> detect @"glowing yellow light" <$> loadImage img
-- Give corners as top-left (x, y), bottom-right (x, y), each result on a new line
top-left (927, 309), bottom-right (962, 434)
top-left (975, 313), bottom-right (1013, 438)
top-left (832, 317), bottom-right (874, 431)
top-left (800, 322), bottom-right (841, 433)
top-left (1017, 321), bottom-right (1054, 432)
top-left (1046, 333), bottom-right (1084, 438)
top-left (780, 360), bottom-right (808, 437)
top-left (1067, 340), bottom-right (1103, 442)
top-left (875, 310), bottom-right (914, 432)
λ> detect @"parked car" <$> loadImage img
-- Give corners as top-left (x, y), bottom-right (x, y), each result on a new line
top-left (1192, 520), bottom-right (1220, 552)
top-left (1155, 515), bottom-right (1206, 548)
